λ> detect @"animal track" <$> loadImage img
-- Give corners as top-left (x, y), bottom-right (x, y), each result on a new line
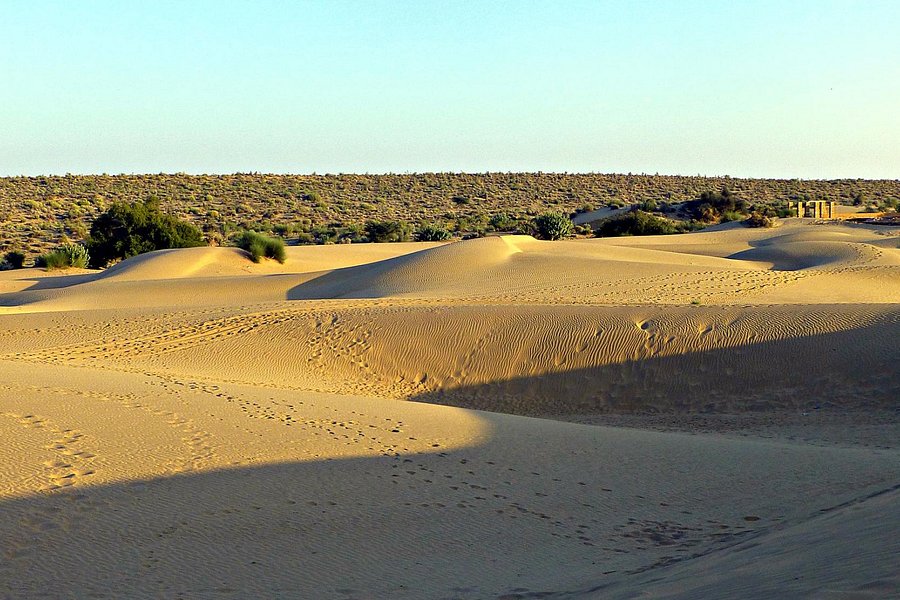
top-left (1, 412), bottom-right (98, 492)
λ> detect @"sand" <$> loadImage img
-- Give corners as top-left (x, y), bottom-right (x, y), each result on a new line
top-left (0, 218), bottom-right (898, 599)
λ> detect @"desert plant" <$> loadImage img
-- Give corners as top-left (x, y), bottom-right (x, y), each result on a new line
top-left (683, 188), bottom-right (747, 223)
top-left (337, 223), bottom-right (367, 244)
top-left (296, 232), bottom-right (316, 245)
top-left (745, 212), bottom-right (775, 228)
top-left (365, 220), bottom-right (411, 243)
top-left (86, 199), bottom-right (204, 267)
top-left (36, 243), bottom-right (90, 269)
top-left (2, 250), bottom-right (25, 269)
top-left (532, 212), bottom-right (573, 240)
top-left (594, 210), bottom-right (689, 237)
top-left (637, 199), bottom-right (659, 212)
top-left (415, 225), bottom-right (452, 241)
top-left (488, 212), bottom-right (528, 233)
top-left (234, 231), bottom-right (286, 263)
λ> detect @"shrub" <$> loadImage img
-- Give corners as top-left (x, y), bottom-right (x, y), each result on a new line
top-left (87, 199), bottom-right (204, 267)
top-left (296, 232), bottom-right (315, 245)
top-left (234, 231), bottom-right (286, 263)
top-left (488, 212), bottom-right (528, 233)
top-left (310, 225), bottom-right (340, 244)
top-left (336, 223), bottom-right (367, 244)
top-left (774, 205), bottom-right (794, 218)
top-left (637, 199), bottom-right (659, 212)
top-left (415, 225), bottom-right (452, 241)
top-left (745, 212), bottom-right (775, 228)
top-left (594, 210), bottom-right (688, 237)
top-left (683, 188), bottom-right (747, 223)
top-left (36, 243), bottom-right (90, 269)
top-left (532, 212), bottom-right (573, 240)
top-left (365, 220), bottom-right (412, 243)
top-left (2, 251), bottom-right (25, 269)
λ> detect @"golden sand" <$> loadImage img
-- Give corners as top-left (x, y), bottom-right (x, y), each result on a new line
top-left (1, 219), bottom-right (897, 598)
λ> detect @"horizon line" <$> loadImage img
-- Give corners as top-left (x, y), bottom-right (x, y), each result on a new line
top-left (2, 171), bottom-right (898, 183)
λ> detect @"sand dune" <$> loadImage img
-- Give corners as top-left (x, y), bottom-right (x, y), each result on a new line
top-left (1, 220), bottom-right (898, 598)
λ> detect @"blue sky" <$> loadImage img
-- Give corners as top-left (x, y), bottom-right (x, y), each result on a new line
top-left (1, 0), bottom-right (898, 178)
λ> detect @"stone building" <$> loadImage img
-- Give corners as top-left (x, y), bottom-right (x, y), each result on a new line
top-left (789, 200), bottom-right (836, 219)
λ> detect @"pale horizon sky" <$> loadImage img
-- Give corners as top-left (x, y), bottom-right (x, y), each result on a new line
top-left (1, 0), bottom-right (898, 179)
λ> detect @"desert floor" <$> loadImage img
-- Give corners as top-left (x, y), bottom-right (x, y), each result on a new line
top-left (1, 219), bottom-right (898, 599)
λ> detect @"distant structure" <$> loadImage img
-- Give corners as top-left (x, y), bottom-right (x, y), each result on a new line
top-left (789, 200), bottom-right (836, 219)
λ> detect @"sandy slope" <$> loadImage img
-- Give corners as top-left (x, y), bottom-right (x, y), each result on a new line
top-left (1, 219), bottom-right (898, 598)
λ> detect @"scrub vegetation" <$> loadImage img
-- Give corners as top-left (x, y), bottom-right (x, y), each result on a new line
top-left (2, 173), bottom-right (898, 263)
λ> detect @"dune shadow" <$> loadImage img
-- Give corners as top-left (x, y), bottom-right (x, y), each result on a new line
top-left (0, 423), bottom-right (637, 600)
top-left (406, 318), bottom-right (900, 417)
top-left (285, 249), bottom-right (436, 300)
top-left (6, 272), bottom-right (99, 292)
top-left (286, 237), bottom-right (521, 300)
top-left (0, 452), bottom-right (481, 598)
top-left (286, 262), bottom-right (396, 300)
top-left (2, 408), bottom-right (896, 600)
top-left (2, 393), bottom-right (897, 599)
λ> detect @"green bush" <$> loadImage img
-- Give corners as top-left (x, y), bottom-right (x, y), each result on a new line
top-left (87, 199), bottom-right (204, 267)
top-left (2, 251), bottom-right (25, 269)
top-left (365, 220), bottom-right (412, 243)
top-left (36, 243), bottom-right (90, 269)
top-left (234, 231), bottom-right (286, 263)
top-left (594, 210), bottom-right (691, 237)
top-left (415, 225), bottom-right (453, 241)
top-left (532, 212), bottom-right (573, 240)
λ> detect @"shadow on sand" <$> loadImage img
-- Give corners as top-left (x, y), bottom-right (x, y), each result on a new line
top-left (0, 424), bottom-right (641, 600)
top-left (403, 315), bottom-right (899, 417)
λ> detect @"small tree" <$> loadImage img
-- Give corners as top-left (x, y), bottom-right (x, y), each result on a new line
top-left (87, 199), bottom-right (204, 267)
top-left (532, 212), bottom-right (573, 240)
